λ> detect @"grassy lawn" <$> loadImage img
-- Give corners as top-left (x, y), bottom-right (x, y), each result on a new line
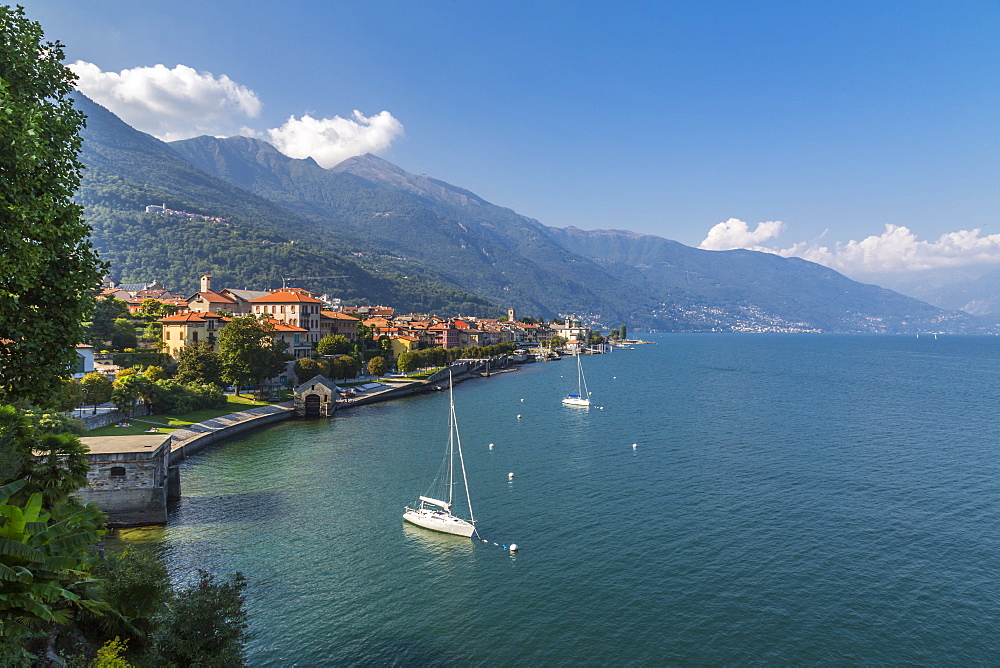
top-left (402, 367), bottom-right (446, 380)
top-left (85, 395), bottom-right (273, 437)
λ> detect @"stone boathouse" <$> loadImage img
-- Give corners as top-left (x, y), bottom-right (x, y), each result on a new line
top-left (76, 433), bottom-right (173, 527)
top-left (293, 374), bottom-right (340, 417)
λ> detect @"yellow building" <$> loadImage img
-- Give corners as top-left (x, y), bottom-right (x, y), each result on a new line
top-left (159, 312), bottom-right (230, 358)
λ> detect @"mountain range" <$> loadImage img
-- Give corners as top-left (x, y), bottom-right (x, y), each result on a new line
top-left (73, 93), bottom-right (994, 333)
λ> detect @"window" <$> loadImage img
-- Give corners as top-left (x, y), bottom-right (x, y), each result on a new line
top-left (109, 466), bottom-right (126, 478)
top-left (291, 305), bottom-right (296, 313)
top-left (192, 331), bottom-right (198, 342)
top-left (281, 305), bottom-right (285, 313)
top-left (165, 332), bottom-right (170, 340)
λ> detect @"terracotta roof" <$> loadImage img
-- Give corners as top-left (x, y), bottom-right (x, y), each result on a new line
top-left (391, 335), bottom-right (420, 342)
top-left (159, 311), bottom-right (231, 324)
top-left (320, 310), bottom-right (359, 321)
top-left (249, 291), bottom-right (323, 304)
top-left (189, 291), bottom-right (236, 304)
top-left (261, 317), bottom-right (308, 332)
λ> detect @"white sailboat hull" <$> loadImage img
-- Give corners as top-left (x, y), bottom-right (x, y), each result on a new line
top-left (562, 395), bottom-right (590, 406)
top-left (404, 507), bottom-right (476, 537)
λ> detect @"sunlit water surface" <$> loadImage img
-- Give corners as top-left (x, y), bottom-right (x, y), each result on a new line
top-left (116, 334), bottom-right (1000, 664)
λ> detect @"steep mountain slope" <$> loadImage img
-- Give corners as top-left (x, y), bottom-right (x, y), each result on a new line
top-left (170, 137), bottom-right (649, 324)
top-left (73, 93), bottom-right (496, 315)
top-left (79, 93), bottom-right (988, 332)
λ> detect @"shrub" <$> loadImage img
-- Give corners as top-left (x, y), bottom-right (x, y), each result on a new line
top-left (152, 570), bottom-right (249, 667)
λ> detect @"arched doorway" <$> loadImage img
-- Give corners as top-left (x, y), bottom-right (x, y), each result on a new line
top-left (304, 393), bottom-right (321, 417)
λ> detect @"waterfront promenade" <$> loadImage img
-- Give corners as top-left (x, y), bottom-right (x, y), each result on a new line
top-left (166, 363), bottom-right (497, 463)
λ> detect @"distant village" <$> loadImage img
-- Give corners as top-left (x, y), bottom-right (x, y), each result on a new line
top-left (78, 272), bottom-right (596, 378)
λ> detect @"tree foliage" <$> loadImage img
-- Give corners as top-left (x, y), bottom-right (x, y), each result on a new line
top-left (151, 570), bottom-right (249, 667)
top-left (316, 334), bottom-right (351, 356)
top-left (174, 341), bottom-right (222, 386)
top-left (0, 6), bottom-right (106, 405)
top-left (0, 479), bottom-right (107, 645)
top-left (218, 315), bottom-right (277, 394)
top-left (367, 356), bottom-right (386, 378)
top-left (80, 373), bottom-right (112, 414)
top-left (89, 297), bottom-right (131, 344)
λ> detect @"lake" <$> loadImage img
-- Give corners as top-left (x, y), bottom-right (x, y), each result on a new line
top-left (120, 334), bottom-right (1000, 664)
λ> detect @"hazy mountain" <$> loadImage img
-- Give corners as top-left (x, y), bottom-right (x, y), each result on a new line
top-left (853, 266), bottom-right (1000, 317)
top-left (543, 227), bottom-right (988, 333)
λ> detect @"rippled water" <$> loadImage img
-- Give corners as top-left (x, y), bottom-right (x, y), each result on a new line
top-left (125, 334), bottom-right (1000, 664)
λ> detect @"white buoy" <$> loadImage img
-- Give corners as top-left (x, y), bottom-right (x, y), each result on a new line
top-left (517, 414), bottom-right (521, 419)
top-left (489, 443), bottom-right (494, 449)
top-left (520, 398), bottom-right (524, 402)
top-left (632, 443), bottom-right (637, 450)
top-left (508, 472), bottom-right (514, 480)
top-left (509, 543), bottom-right (519, 552)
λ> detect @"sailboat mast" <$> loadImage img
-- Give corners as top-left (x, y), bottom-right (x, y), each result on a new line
top-left (447, 372), bottom-right (455, 505)
top-left (454, 404), bottom-right (475, 524)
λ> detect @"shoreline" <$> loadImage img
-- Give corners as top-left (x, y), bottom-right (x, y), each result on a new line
top-left (169, 361), bottom-right (512, 463)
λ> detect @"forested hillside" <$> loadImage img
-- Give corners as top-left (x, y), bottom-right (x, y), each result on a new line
top-left (74, 93), bottom-right (497, 316)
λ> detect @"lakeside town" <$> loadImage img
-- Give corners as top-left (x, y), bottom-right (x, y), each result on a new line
top-left (76, 271), bottom-right (625, 389)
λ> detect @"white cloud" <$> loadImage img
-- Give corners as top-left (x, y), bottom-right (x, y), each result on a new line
top-left (266, 111), bottom-right (405, 168)
top-left (699, 219), bottom-right (1000, 275)
top-left (779, 225), bottom-right (1000, 274)
top-left (70, 61), bottom-right (262, 141)
top-left (699, 218), bottom-right (786, 251)
top-left (70, 61), bottom-right (406, 165)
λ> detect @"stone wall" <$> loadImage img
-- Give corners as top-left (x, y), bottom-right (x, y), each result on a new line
top-left (75, 438), bottom-right (169, 527)
top-left (78, 404), bottom-right (151, 431)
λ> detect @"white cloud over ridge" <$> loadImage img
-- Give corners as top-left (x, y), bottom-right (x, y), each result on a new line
top-left (70, 61), bottom-right (405, 164)
top-left (700, 219), bottom-right (1000, 276)
top-left (70, 61), bottom-right (262, 141)
top-left (699, 218), bottom-right (786, 252)
top-left (267, 111), bottom-right (405, 168)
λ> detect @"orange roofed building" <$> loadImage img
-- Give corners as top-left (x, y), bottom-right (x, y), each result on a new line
top-left (159, 311), bottom-right (231, 358)
top-left (248, 290), bottom-right (325, 358)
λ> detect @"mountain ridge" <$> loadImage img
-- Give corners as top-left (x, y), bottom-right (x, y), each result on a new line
top-left (75, 94), bottom-right (993, 333)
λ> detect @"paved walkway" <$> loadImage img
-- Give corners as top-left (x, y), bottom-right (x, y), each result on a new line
top-left (169, 402), bottom-right (294, 449)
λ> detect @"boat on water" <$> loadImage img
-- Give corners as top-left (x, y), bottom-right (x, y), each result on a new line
top-left (562, 349), bottom-right (591, 407)
top-left (403, 371), bottom-right (477, 537)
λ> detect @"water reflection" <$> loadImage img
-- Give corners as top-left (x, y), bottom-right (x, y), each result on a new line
top-left (401, 522), bottom-right (475, 557)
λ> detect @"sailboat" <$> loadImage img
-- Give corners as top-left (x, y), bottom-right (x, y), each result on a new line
top-left (403, 371), bottom-right (477, 537)
top-left (562, 348), bottom-right (591, 407)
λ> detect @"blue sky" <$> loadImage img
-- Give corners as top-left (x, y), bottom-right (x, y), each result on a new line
top-left (23, 0), bottom-right (1000, 280)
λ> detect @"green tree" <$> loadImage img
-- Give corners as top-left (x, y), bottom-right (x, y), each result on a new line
top-left (0, 6), bottom-right (106, 406)
top-left (355, 323), bottom-right (373, 350)
top-left (174, 341), bottom-right (222, 386)
top-left (110, 319), bottom-right (137, 351)
top-left (0, 405), bottom-right (32, 486)
top-left (89, 297), bottom-right (131, 344)
top-left (293, 358), bottom-right (321, 383)
top-left (111, 375), bottom-right (140, 417)
top-left (0, 479), bottom-right (108, 648)
top-left (367, 356), bottom-right (387, 378)
top-left (396, 350), bottom-right (416, 373)
top-left (316, 333), bottom-right (352, 356)
top-left (87, 547), bottom-right (171, 657)
top-left (55, 377), bottom-right (83, 412)
top-left (151, 570), bottom-right (249, 667)
top-left (80, 372), bottom-right (112, 414)
top-left (218, 315), bottom-right (277, 395)
top-left (140, 322), bottom-right (162, 345)
top-left (620, 323), bottom-right (628, 340)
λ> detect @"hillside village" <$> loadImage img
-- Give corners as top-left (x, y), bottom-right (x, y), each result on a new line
top-left (93, 272), bottom-right (596, 375)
